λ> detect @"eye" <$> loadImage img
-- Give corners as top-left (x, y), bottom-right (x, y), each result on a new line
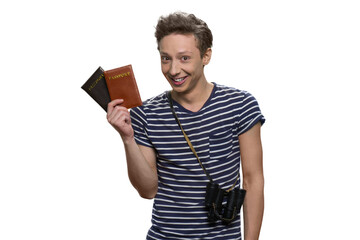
top-left (181, 56), bottom-right (190, 61)
top-left (161, 56), bottom-right (170, 62)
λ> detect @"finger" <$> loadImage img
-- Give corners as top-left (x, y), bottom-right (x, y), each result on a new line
top-left (117, 113), bottom-right (130, 127)
top-left (108, 106), bottom-right (123, 123)
top-left (109, 110), bottom-right (130, 132)
top-left (107, 99), bottom-right (124, 115)
top-left (108, 108), bottom-right (123, 125)
top-left (108, 105), bottom-right (129, 124)
top-left (122, 111), bottom-right (132, 125)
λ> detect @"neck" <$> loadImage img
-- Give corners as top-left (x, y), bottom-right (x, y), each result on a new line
top-left (172, 80), bottom-right (214, 112)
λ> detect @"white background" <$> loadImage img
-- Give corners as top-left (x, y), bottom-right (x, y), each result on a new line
top-left (1, 0), bottom-right (359, 239)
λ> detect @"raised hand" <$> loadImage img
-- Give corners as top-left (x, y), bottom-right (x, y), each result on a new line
top-left (107, 99), bottom-right (134, 142)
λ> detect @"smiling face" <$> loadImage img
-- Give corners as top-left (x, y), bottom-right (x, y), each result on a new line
top-left (159, 33), bottom-right (211, 95)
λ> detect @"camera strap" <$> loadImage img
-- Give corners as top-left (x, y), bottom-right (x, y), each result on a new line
top-left (167, 91), bottom-right (239, 192)
top-left (167, 91), bottom-right (213, 182)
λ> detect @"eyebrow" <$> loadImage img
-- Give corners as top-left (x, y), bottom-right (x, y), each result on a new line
top-left (178, 51), bottom-right (193, 55)
top-left (160, 51), bottom-right (193, 55)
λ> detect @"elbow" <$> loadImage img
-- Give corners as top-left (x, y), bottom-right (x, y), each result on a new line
top-left (138, 185), bottom-right (158, 200)
top-left (243, 173), bottom-right (264, 190)
top-left (140, 193), bottom-right (156, 200)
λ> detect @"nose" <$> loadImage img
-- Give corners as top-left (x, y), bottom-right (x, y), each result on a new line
top-left (169, 61), bottom-right (180, 76)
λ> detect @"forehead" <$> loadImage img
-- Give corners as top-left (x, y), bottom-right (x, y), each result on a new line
top-left (159, 33), bottom-right (200, 55)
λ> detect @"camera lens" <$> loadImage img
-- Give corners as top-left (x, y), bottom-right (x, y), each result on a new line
top-left (205, 182), bottom-right (219, 208)
top-left (223, 189), bottom-right (238, 220)
top-left (236, 189), bottom-right (246, 211)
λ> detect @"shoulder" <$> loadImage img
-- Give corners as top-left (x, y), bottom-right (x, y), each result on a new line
top-left (130, 91), bottom-right (169, 117)
top-left (212, 83), bottom-right (256, 104)
top-left (212, 84), bottom-right (265, 134)
top-left (142, 91), bottom-right (169, 109)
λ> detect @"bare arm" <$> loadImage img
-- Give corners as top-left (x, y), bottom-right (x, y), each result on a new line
top-left (239, 122), bottom-right (264, 240)
top-left (107, 99), bottom-right (158, 199)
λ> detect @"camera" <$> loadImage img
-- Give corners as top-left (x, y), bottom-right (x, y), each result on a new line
top-left (205, 181), bottom-right (246, 224)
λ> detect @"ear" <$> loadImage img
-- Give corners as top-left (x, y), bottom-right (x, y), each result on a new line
top-left (202, 48), bottom-right (212, 66)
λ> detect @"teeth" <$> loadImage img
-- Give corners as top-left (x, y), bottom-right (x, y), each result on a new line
top-left (174, 77), bottom-right (185, 82)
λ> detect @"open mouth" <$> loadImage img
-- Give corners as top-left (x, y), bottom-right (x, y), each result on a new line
top-left (171, 76), bottom-right (187, 85)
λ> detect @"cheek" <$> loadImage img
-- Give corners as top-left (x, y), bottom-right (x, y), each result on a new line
top-left (182, 65), bottom-right (195, 75)
top-left (161, 64), bottom-right (168, 75)
top-left (190, 65), bottom-right (201, 77)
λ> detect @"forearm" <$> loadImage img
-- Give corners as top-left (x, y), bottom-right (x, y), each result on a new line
top-left (106, 100), bottom-right (158, 199)
top-left (243, 175), bottom-right (264, 240)
top-left (123, 137), bottom-right (158, 199)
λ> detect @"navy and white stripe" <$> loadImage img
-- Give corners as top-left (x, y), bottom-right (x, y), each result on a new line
top-left (130, 83), bottom-right (265, 240)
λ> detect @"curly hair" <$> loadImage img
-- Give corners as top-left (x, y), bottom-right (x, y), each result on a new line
top-left (155, 12), bottom-right (213, 57)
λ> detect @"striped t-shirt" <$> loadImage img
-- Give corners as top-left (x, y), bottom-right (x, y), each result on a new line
top-left (130, 83), bottom-right (265, 240)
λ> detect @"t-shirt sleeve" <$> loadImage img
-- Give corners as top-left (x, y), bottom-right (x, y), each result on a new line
top-left (130, 106), bottom-right (153, 148)
top-left (236, 91), bottom-right (265, 136)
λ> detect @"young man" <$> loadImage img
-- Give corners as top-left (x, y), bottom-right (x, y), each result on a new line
top-left (107, 12), bottom-right (265, 240)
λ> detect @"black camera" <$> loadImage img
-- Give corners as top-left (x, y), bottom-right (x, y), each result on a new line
top-left (205, 181), bottom-right (246, 224)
